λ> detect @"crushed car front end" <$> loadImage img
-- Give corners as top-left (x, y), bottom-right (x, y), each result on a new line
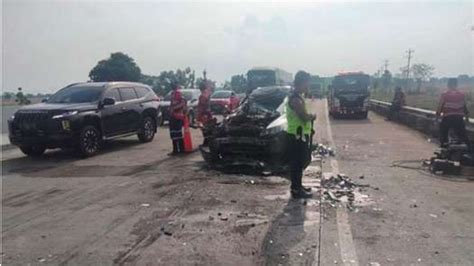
top-left (200, 86), bottom-right (293, 173)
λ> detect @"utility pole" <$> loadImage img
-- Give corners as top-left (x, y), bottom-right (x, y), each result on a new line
top-left (405, 49), bottom-right (414, 91)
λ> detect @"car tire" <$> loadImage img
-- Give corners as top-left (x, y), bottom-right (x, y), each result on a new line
top-left (361, 112), bottom-right (368, 119)
top-left (138, 116), bottom-right (156, 143)
top-left (78, 125), bottom-right (101, 157)
top-left (20, 145), bottom-right (46, 157)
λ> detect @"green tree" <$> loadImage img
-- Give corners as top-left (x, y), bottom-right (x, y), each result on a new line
top-left (89, 52), bottom-right (141, 82)
top-left (412, 63), bottom-right (434, 94)
top-left (2, 92), bottom-right (14, 100)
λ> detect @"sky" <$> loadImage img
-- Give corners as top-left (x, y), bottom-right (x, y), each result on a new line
top-left (2, 0), bottom-right (474, 93)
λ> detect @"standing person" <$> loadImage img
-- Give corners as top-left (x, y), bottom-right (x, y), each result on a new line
top-left (169, 82), bottom-right (187, 155)
top-left (387, 87), bottom-right (406, 121)
top-left (286, 71), bottom-right (316, 199)
top-left (436, 78), bottom-right (471, 149)
top-left (197, 80), bottom-right (216, 145)
top-left (197, 81), bottom-right (213, 127)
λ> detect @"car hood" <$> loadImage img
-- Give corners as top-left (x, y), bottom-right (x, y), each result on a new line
top-left (15, 102), bottom-right (98, 113)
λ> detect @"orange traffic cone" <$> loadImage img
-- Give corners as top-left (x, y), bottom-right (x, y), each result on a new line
top-left (183, 116), bottom-right (193, 153)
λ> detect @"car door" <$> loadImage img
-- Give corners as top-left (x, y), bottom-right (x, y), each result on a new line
top-left (118, 87), bottom-right (140, 132)
top-left (101, 88), bottom-right (124, 136)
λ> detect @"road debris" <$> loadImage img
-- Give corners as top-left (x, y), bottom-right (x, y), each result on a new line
top-left (429, 214), bottom-right (438, 218)
top-left (140, 203), bottom-right (150, 207)
top-left (320, 173), bottom-right (373, 210)
top-left (313, 143), bottom-right (336, 157)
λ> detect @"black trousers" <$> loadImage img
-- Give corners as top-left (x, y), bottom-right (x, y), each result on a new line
top-left (440, 115), bottom-right (470, 148)
top-left (169, 117), bottom-right (185, 153)
top-left (288, 134), bottom-right (310, 191)
top-left (387, 104), bottom-right (401, 121)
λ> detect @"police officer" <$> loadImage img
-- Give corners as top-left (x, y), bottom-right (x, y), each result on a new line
top-left (436, 78), bottom-right (471, 150)
top-left (287, 71), bottom-right (316, 199)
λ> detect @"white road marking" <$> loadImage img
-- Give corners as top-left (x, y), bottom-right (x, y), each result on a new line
top-left (324, 100), bottom-right (360, 266)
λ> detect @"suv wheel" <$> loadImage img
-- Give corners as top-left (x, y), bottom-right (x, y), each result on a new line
top-left (20, 145), bottom-right (46, 157)
top-left (138, 116), bottom-right (156, 143)
top-left (78, 125), bottom-right (101, 157)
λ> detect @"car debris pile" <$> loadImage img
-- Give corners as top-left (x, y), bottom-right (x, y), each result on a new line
top-left (427, 143), bottom-right (474, 176)
top-left (320, 173), bottom-right (371, 211)
top-left (313, 143), bottom-right (335, 157)
top-left (200, 86), bottom-right (301, 174)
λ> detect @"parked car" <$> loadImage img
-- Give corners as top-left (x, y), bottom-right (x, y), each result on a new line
top-left (200, 86), bottom-right (307, 174)
top-left (210, 90), bottom-right (240, 114)
top-left (160, 89), bottom-right (200, 125)
top-left (8, 82), bottom-right (162, 157)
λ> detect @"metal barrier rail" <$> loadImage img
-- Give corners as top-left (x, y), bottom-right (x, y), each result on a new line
top-left (370, 99), bottom-right (474, 124)
top-left (369, 99), bottom-right (474, 139)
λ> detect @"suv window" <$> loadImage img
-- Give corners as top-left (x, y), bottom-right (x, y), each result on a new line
top-left (135, 87), bottom-right (150, 98)
top-left (119, 88), bottom-right (138, 101)
top-left (104, 88), bottom-right (121, 102)
top-left (48, 86), bottom-right (105, 103)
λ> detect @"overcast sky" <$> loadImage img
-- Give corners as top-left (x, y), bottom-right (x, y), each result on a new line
top-left (2, 0), bottom-right (473, 93)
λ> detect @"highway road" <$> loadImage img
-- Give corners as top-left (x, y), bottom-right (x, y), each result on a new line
top-left (2, 99), bottom-right (473, 265)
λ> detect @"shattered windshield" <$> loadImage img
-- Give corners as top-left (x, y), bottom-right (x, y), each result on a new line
top-left (246, 86), bottom-right (291, 114)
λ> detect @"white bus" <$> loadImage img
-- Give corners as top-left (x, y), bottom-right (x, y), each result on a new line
top-left (247, 67), bottom-right (293, 92)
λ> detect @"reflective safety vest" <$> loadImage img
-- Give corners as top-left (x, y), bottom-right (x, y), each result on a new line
top-left (286, 95), bottom-right (312, 137)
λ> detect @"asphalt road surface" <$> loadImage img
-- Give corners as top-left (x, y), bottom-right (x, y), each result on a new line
top-left (2, 99), bottom-right (473, 265)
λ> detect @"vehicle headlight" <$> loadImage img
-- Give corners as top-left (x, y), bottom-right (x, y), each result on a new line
top-left (263, 115), bottom-right (287, 136)
top-left (10, 114), bottom-right (15, 120)
top-left (52, 110), bottom-right (78, 119)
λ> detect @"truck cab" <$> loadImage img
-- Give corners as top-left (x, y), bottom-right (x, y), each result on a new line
top-left (328, 72), bottom-right (370, 119)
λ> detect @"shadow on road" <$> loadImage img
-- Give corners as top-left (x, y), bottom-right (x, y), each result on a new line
top-left (330, 117), bottom-right (373, 125)
top-left (260, 199), bottom-right (308, 265)
top-left (2, 138), bottom-right (146, 176)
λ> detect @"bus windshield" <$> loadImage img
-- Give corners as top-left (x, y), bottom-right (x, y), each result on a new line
top-left (247, 70), bottom-right (276, 90)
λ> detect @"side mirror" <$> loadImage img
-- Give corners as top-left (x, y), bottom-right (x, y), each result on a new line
top-left (103, 97), bottom-right (116, 106)
top-left (41, 98), bottom-right (49, 103)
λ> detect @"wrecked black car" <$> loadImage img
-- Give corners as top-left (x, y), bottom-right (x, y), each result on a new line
top-left (200, 86), bottom-right (311, 174)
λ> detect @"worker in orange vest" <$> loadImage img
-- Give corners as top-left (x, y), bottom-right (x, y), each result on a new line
top-left (168, 82), bottom-right (187, 155)
top-left (436, 78), bottom-right (471, 150)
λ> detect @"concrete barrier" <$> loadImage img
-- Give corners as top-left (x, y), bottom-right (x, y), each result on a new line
top-left (369, 99), bottom-right (474, 142)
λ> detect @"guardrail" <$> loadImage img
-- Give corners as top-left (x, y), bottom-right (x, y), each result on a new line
top-left (369, 99), bottom-right (474, 141)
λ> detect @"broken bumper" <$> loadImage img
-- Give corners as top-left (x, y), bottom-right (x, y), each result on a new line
top-left (200, 132), bottom-right (289, 172)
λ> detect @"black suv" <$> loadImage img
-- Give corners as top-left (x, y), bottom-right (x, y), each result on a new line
top-left (8, 82), bottom-right (162, 157)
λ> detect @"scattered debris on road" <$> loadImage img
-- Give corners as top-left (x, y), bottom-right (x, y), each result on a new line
top-left (320, 173), bottom-right (374, 211)
top-left (313, 143), bottom-right (336, 157)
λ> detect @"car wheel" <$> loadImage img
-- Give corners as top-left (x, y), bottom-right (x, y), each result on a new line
top-left (78, 125), bottom-right (101, 157)
top-left (360, 112), bottom-right (368, 119)
top-left (138, 116), bottom-right (156, 143)
top-left (20, 145), bottom-right (46, 157)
